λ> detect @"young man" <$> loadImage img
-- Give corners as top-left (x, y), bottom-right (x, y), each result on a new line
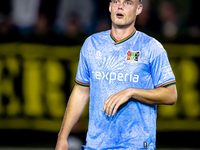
top-left (55, 0), bottom-right (177, 149)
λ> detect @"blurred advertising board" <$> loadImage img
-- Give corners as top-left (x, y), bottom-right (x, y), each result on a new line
top-left (0, 43), bottom-right (200, 132)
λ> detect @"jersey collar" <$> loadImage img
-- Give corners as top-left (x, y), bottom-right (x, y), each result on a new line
top-left (110, 28), bottom-right (136, 45)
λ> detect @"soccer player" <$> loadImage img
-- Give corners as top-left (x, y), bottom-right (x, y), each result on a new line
top-left (55, 0), bottom-right (177, 149)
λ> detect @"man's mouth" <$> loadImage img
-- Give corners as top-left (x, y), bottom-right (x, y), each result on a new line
top-left (116, 13), bottom-right (124, 18)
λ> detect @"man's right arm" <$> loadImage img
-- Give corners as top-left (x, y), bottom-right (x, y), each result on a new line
top-left (55, 83), bottom-right (90, 150)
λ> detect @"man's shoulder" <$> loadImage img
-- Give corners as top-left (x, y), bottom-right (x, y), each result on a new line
top-left (90, 30), bottom-right (110, 40)
top-left (137, 30), bottom-right (164, 50)
top-left (81, 30), bottom-right (110, 52)
top-left (137, 30), bottom-right (155, 43)
top-left (83, 30), bottom-right (110, 47)
top-left (136, 30), bottom-right (166, 62)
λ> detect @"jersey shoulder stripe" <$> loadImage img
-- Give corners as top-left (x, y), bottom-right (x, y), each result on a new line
top-left (157, 80), bottom-right (176, 88)
top-left (75, 79), bottom-right (90, 87)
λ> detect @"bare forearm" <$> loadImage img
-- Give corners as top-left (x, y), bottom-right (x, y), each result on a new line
top-left (104, 84), bottom-right (177, 117)
top-left (130, 84), bottom-right (177, 105)
top-left (58, 84), bottom-right (90, 139)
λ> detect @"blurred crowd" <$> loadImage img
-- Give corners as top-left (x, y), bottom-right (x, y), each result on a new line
top-left (0, 0), bottom-right (199, 45)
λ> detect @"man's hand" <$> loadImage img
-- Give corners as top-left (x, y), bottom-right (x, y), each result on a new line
top-left (103, 88), bottom-right (132, 117)
top-left (103, 85), bottom-right (177, 117)
top-left (55, 84), bottom-right (90, 150)
top-left (55, 137), bottom-right (69, 150)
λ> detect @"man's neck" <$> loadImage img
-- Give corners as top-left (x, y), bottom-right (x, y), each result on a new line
top-left (111, 24), bottom-right (135, 41)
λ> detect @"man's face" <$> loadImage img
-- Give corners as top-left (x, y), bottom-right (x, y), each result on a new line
top-left (109, 0), bottom-right (143, 27)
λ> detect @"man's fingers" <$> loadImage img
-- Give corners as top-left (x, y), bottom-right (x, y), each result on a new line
top-left (108, 102), bottom-right (117, 117)
top-left (112, 103), bottom-right (119, 116)
top-left (103, 100), bottom-right (107, 112)
top-left (103, 89), bottom-right (131, 117)
top-left (104, 95), bottom-right (113, 113)
top-left (103, 96), bottom-right (112, 112)
top-left (103, 96), bottom-right (111, 112)
top-left (106, 98), bottom-right (115, 116)
top-left (103, 94), bottom-right (119, 117)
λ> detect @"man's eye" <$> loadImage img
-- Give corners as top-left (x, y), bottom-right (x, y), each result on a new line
top-left (114, 1), bottom-right (119, 4)
top-left (125, 2), bottom-right (131, 5)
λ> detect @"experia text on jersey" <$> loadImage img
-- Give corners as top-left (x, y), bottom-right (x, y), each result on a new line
top-left (92, 71), bottom-right (139, 84)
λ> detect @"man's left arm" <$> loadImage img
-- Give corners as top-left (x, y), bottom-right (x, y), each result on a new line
top-left (103, 84), bottom-right (177, 117)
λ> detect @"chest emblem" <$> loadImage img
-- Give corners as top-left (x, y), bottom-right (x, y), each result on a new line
top-left (127, 51), bottom-right (140, 63)
top-left (96, 51), bottom-right (102, 59)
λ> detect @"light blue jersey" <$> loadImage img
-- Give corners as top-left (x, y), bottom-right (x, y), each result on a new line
top-left (75, 29), bottom-right (176, 150)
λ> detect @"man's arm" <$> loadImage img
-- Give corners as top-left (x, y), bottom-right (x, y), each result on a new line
top-left (55, 84), bottom-right (90, 150)
top-left (103, 84), bottom-right (177, 117)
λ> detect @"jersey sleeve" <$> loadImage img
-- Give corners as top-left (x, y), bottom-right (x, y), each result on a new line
top-left (150, 41), bottom-right (176, 88)
top-left (75, 38), bottom-right (90, 86)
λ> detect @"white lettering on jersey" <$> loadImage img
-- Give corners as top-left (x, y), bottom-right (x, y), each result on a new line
top-left (92, 71), bottom-right (139, 84)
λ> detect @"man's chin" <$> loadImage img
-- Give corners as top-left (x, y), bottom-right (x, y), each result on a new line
top-left (113, 23), bottom-right (134, 29)
top-left (112, 21), bottom-right (126, 27)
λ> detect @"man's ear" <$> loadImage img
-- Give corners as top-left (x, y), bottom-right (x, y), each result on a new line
top-left (109, 2), bottom-right (112, 13)
top-left (136, 4), bottom-right (143, 16)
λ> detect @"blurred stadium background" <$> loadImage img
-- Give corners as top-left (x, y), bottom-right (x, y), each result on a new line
top-left (0, 0), bottom-right (200, 150)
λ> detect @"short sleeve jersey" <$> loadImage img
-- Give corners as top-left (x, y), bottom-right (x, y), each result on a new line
top-left (75, 29), bottom-right (176, 150)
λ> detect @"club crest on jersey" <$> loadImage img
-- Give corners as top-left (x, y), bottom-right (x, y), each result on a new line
top-left (127, 51), bottom-right (140, 63)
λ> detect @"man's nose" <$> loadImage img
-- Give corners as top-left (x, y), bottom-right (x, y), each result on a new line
top-left (118, 2), bottom-right (124, 9)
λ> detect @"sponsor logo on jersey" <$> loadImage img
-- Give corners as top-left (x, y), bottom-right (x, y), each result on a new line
top-left (127, 51), bottom-right (140, 63)
top-left (92, 71), bottom-right (139, 84)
